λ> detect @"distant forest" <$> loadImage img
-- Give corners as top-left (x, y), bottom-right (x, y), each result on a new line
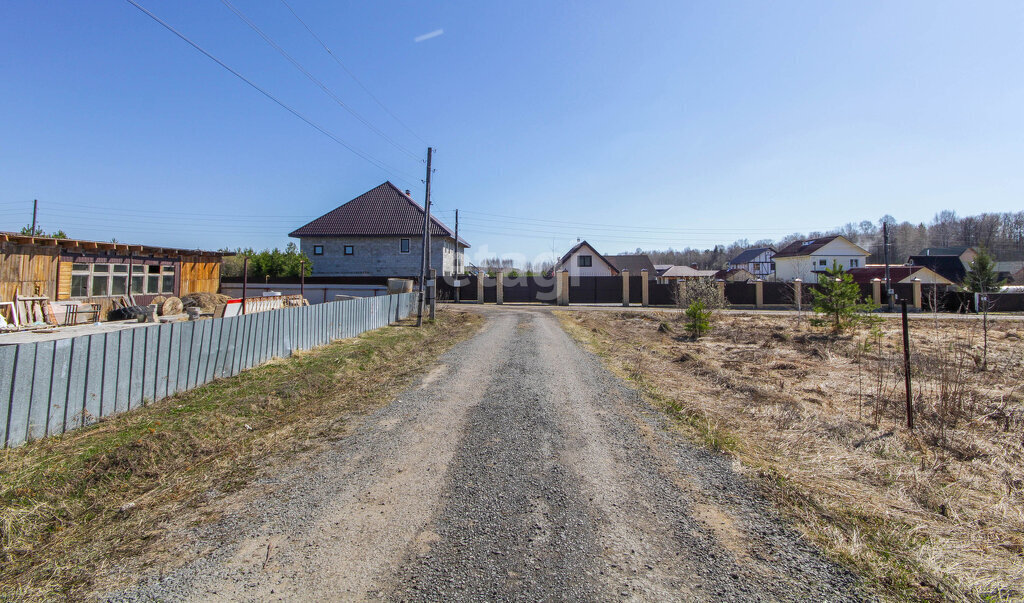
top-left (626, 210), bottom-right (1024, 269)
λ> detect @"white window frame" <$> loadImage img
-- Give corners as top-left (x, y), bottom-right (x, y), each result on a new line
top-left (71, 262), bottom-right (175, 298)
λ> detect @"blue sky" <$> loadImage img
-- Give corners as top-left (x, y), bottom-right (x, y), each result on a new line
top-left (2, 1), bottom-right (1022, 266)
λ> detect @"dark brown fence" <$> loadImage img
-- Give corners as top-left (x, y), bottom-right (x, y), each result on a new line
top-left (431, 274), bottom-right (1024, 313)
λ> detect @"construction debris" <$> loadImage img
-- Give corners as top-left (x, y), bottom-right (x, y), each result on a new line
top-left (13, 295), bottom-right (58, 329)
top-left (160, 297), bottom-right (184, 316)
top-left (181, 292), bottom-right (230, 313)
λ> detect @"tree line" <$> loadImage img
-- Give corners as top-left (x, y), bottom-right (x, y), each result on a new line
top-left (630, 210), bottom-right (1024, 269)
top-left (220, 243), bottom-right (312, 279)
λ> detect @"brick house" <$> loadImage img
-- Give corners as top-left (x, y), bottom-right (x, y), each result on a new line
top-left (289, 182), bottom-right (469, 278)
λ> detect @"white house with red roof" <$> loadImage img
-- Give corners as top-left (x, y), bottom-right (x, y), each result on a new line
top-left (289, 182), bottom-right (469, 278)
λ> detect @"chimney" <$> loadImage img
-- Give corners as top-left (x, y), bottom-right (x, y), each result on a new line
top-left (690, 263), bottom-right (699, 269)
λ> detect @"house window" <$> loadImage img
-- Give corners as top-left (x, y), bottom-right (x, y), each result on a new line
top-left (400, 238), bottom-right (410, 253)
top-left (70, 262), bottom-right (175, 297)
top-left (578, 255), bottom-right (592, 267)
top-left (819, 259), bottom-right (827, 266)
top-left (850, 259), bottom-right (859, 268)
top-left (344, 245), bottom-right (354, 256)
top-left (313, 245), bottom-right (324, 256)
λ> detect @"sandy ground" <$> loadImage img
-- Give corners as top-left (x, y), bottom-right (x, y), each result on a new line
top-left (108, 306), bottom-right (867, 601)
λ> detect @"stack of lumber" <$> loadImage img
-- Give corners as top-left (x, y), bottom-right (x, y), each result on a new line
top-left (13, 295), bottom-right (57, 330)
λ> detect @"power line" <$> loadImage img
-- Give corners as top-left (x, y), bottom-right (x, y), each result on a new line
top-left (220, 0), bottom-right (421, 161)
top-left (278, 0), bottom-right (429, 147)
top-left (455, 208), bottom-right (838, 233)
top-left (123, 0), bottom-right (419, 187)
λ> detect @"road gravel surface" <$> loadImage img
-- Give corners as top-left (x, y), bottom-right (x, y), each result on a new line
top-left (111, 306), bottom-right (866, 601)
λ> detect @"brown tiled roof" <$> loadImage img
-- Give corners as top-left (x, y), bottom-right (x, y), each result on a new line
top-left (773, 235), bottom-right (842, 258)
top-left (288, 181), bottom-right (469, 246)
top-left (606, 254), bottom-right (656, 275)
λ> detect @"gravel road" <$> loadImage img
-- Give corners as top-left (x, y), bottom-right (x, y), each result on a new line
top-left (110, 306), bottom-right (867, 601)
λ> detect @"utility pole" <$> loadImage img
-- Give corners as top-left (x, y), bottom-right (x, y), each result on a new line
top-left (299, 259), bottom-right (305, 301)
top-left (454, 209), bottom-right (460, 303)
top-left (883, 221), bottom-right (894, 312)
top-left (416, 147), bottom-right (433, 326)
top-left (242, 256), bottom-right (249, 315)
top-left (31, 199), bottom-right (38, 235)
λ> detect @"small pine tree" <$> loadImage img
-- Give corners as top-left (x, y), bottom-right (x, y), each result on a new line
top-left (684, 300), bottom-right (712, 339)
top-left (811, 264), bottom-right (874, 333)
top-left (963, 250), bottom-right (1003, 294)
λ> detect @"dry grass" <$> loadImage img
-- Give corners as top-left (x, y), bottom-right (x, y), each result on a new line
top-left (556, 309), bottom-right (1024, 602)
top-left (0, 308), bottom-right (482, 601)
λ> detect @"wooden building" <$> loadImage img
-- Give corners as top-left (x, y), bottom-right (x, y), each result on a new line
top-left (1, 232), bottom-right (224, 306)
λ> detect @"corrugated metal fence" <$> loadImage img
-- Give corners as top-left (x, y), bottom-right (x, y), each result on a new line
top-left (0, 293), bottom-right (417, 448)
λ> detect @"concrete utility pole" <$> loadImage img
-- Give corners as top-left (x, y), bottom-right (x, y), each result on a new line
top-left (454, 209), bottom-right (460, 303)
top-left (416, 147), bottom-right (433, 326)
top-left (31, 199), bottom-right (37, 235)
top-left (883, 222), bottom-right (894, 312)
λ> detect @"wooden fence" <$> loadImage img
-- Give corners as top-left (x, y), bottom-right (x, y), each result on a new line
top-left (0, 292), bottom-right (416, 448)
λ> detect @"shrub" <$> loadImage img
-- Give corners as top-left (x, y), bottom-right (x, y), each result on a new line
top-left (685, 301), bottom-right (712, 339)
top-left (674, 278), bottom-right (727, 310)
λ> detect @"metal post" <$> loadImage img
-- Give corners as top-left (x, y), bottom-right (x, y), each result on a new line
top-left (429, 268), bottom-right (436, 320)
top-left (242, 256), bottom-right (249, 315)
top-left (884, 222), bottom-right (894, 312)
top-left (901, 300), bottom-right (913, 430)
top-left (31, 199), bottom-right (37, 235)
top-left (299, 259), bottom-right (305, 301)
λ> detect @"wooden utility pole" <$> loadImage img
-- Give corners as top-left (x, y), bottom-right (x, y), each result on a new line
top-left (901, 300), bottom-right (914, 430)
top-left (883, 222), bottom-right (894, 312)
top-left (31, 199), bottom-right (38, 234)
top-left (416, 147), bottom-right (433, 326)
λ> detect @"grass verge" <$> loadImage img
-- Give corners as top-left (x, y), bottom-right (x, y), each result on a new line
top-left (0, 308), bottom-right (482, 601)
top-left (555, 309), bottom-right (1024, 602)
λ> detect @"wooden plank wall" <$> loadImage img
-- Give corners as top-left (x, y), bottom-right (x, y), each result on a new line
top-left (0, 243), bottom-right (59, 303)
top-left (179, 257), bottom-right (221, 295)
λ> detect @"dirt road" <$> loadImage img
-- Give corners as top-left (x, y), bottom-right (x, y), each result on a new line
top-left (112, 307), bottom-right (866, 601)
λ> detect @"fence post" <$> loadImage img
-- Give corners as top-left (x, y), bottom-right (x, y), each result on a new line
top-left (554, 269), bottom-right (562, 305)
top-left (641, 269), bottom-right (649, 307)
top-left (496, 271), bottom-right (504, 305)
top-left (429, 268), bottom-right (436, 320)
top-left (793, 278), bottom-right (803, 311)
top-left (912, 278), bottom-right (922, 310)
top-left (755, 279), bottom-right (763, 309)
top-left (872, 278), bottom-right (882, 306)
top-left (901, 300), bottom-right (914, 430)
top-left (621, 269), bottom-right (630, 307)
top-left (477, 274), bottom-right (484, 304)
top-left (716, 279), bottom-right (725, 302)
top-left (559, 270), bottom-right (569, 306)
